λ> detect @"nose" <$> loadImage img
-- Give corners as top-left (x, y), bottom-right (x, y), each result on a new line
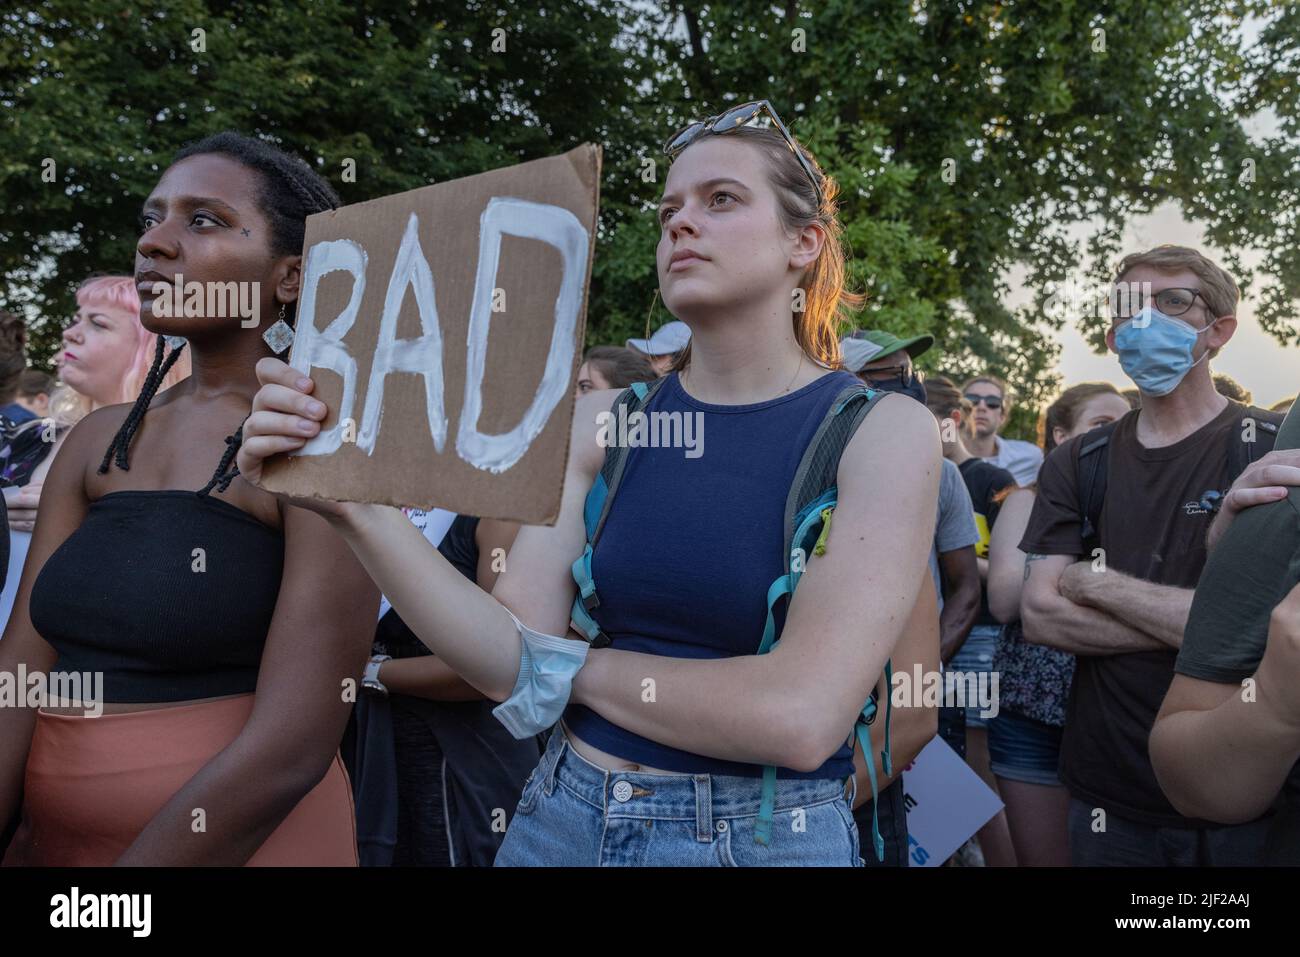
top-left (62, 320), bottom-right (83, 345)
top-left (137, 214), bottom-right (179, 264)
top-left (666, 205), bottom-right (700, 243)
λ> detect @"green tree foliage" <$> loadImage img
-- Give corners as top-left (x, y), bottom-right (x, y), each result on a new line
top-left (0, 0), bottom-right (655, 362)
top-left (2, 1), bottom-right (1297, 438)
top-left (614, 0), bottom-right (1300, 437)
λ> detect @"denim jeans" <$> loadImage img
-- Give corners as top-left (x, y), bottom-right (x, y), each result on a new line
top-left (495, 724), bottom-right (862, 866)
top-left (988, 708), bottom-right (1063, 787)
top-left (947, 623), bottom-right (1000, 729)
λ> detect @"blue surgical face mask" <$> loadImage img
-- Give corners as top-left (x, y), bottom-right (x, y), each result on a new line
top-left (1114, 306), bottom-right (1218, 397)
top-left (491, 609), bottom-right (589, 740)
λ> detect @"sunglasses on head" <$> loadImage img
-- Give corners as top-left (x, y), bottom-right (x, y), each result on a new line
top-left (965, 393), bottom-right (1003, 410)
top-left (663, 100), bottom-right (823, 207)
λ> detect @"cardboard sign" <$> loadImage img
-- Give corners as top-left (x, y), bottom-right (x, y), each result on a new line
top-left (900, 736), bottom-right (1003, 867)
top-left (260, 145), bottom-right (602, 524)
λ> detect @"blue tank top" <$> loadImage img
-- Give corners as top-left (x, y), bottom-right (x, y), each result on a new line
top-left (564, 369), bottom-right (862, 780)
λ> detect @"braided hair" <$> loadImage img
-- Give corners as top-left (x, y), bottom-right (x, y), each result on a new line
top-left (99, 132), bottom-right (340, 497)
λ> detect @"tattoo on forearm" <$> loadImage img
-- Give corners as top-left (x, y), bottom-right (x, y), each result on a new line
top-left (1024, 552), bottom-right (1048, 582)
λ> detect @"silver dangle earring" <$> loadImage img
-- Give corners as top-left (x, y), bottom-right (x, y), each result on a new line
top-left (263, 302), bottom-right (295, 355)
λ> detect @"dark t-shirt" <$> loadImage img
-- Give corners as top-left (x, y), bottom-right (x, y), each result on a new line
top-left (1178, 403), bottom-right (1300, 859)
top-left (1020, 400), bottom-right (1283, 826)
top-left (438, 514), bottom-right (481, 584)
top-left (957, 458), bottom-right (1016, 626)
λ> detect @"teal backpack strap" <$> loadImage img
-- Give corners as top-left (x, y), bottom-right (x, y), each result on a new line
top-left (754, 764), bottom-right (779, 845)
top-left (569, 378), bottom-right (667, 647)
top-left (757, 573), bottom-right (794, 655)
top-left (852, 665), bottom-right (896, 863)
top-left (855, 717), bottom-right (885, 861)
top-left (882, 660), bottom-right (894, 777)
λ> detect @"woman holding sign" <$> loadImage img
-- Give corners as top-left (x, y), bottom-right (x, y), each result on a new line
top-left (239, 102), bottom-right (940, 866)
top-left (0, 134), bottom-right (378, 866)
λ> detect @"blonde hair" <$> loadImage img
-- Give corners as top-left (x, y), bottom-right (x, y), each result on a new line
top-left (667, 123), bottom-right (864, 372)
top-left (51, 276), bottom-right (191, 427)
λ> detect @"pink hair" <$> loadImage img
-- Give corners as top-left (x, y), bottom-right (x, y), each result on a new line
top-left (75, 276), bottom-right (191, 405)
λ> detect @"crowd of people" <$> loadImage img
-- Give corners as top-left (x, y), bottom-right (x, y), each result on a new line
top-left (0, 101), bottom-right (1298, 867)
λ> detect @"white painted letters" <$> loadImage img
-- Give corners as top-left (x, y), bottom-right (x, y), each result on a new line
top-left (457, 197), bottom-right (588, 473)
top-left (292, 239), bottom-right (368, 456)
top-left (291, 197), bottom-right (587, 474)
top-left (357, 212), bottom-right (448, 455)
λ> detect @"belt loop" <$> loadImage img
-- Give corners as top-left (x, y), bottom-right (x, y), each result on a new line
top-left (694, 775), bottom-right (713, 843)
top-left (544, 725), bottom-right (566, 796)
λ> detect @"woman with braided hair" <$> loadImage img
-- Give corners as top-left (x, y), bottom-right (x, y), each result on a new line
top-left (0, 132), bottom-right (378, 866)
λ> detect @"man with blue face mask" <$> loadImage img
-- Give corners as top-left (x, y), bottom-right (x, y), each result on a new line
top-left (1018, 245), bottom-right (1288, 865)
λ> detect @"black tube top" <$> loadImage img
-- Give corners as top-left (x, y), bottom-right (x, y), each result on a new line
top-left (29, 490), bottom-right (285, 703)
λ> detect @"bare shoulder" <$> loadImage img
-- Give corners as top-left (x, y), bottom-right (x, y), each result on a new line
top-left (49, 402), bottom-right (134, 479)
top-left (65, 402), bottom-right (132, 442)
top-left (839, 392), bottom-right (941, 479)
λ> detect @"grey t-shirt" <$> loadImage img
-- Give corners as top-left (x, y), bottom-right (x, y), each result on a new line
top-left (929, 458), bottom-right (979, 608)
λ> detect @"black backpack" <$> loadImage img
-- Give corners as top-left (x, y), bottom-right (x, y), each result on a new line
top-left (1076, 407), bottom-right (1280, 556)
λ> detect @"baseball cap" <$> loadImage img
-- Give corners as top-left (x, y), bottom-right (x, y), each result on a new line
top-left (627, 321), bottom-right (692, 357)
top-left (839, 329), bottom-right (934, 373)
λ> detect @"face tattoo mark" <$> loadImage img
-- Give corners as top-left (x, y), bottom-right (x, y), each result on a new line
top-left (241, 228), bottom-right (251, 237)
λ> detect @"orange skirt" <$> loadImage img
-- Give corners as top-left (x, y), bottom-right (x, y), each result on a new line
top-left (2, 694), bottom-right (358, 866)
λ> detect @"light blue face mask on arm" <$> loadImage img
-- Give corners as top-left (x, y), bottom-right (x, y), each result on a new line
top-left (492, 607), bottom-right (590, 740)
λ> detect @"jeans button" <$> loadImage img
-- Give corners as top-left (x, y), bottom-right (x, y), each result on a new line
top-left (612, 780), bottom-right (633, 803)
top-left (716, 820), bottom-right (728, 833)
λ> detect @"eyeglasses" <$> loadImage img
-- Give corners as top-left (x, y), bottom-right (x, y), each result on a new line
top-left (1112, 286), bottom-right (1206, 321)
top-left (964, 394), bottom-right (1003, 410)
top-left (663, 100), bottom-right (823, 207)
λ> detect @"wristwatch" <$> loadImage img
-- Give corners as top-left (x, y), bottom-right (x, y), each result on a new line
top-left (362, 655), bottom-right (392, 696)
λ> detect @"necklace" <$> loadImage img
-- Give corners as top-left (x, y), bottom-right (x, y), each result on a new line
top-left (781, 352), bottom-right (806, 394)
